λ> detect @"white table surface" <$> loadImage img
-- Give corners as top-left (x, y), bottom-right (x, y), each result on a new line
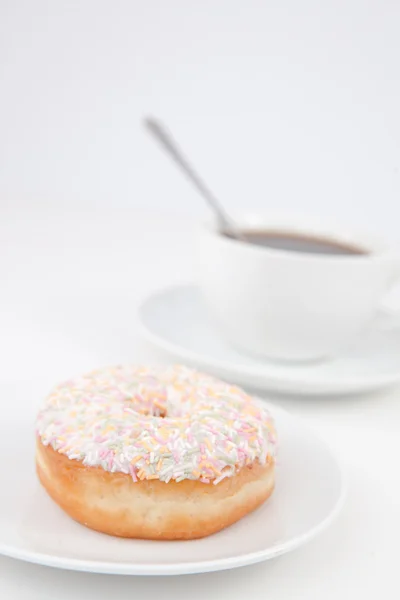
top-left (1, 213), bottom-right (399, 599)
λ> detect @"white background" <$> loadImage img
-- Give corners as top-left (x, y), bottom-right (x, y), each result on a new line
top-left (1, 1), bottom-right (400, 598)
top-left (1, 0), bottom-right (400, 235)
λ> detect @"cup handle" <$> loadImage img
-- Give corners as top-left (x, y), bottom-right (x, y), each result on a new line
top-left (376, 308), bottom-right (400, 330)
top-left (377, 273), bottom-right (400, 330)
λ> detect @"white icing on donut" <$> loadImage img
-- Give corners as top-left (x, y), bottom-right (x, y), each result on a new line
top-left (37, 365), bottom-right (277, 484)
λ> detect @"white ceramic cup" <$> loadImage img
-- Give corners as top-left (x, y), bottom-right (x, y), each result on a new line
top-left (197, 215), bottom-right (400, 362)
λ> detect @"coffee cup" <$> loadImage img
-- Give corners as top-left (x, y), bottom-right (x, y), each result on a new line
top-left (197, 215), bottom-right (400, 362)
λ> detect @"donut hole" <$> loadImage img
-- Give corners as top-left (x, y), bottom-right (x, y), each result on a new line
top-left (153, 407), bottom-right (167, 419)
top-left (127, 387), bottom-right (168, 419)
top-left (126, 403), bottom-right (168, 419)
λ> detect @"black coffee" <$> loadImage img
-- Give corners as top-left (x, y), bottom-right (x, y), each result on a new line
top-left (236, 230), bottom-right (367, 256)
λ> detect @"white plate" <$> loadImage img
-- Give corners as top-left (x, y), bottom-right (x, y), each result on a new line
top-left (138, 284), bottom-right (400, 395)
top-left (0, 381), bottom-right (343, 576)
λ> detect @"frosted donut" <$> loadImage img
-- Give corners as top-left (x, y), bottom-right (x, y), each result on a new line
top-left (36, 365), bottom-right (277, 540)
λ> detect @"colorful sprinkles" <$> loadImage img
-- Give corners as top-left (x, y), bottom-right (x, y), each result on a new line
top-left (36, 365), bottom-right (277, 484)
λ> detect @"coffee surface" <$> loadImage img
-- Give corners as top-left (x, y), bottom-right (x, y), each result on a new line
top-left (236, 230), bottom-right (366, 256)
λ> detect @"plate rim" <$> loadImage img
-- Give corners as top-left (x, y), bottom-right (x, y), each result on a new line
top-left (0, 402), bottom-right (346, 576)
top-left (138, 283), bottom-right (400, 395)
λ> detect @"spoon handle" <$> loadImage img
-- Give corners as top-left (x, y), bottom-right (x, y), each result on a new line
top-left (144, 117), bottom-right (242, 238)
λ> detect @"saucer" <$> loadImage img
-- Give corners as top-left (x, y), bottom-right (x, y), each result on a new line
top-left (138, 284), bottom-right (400, 395)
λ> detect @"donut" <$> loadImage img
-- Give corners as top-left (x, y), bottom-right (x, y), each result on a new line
top-left (36, 365), bottom-right (277, 540)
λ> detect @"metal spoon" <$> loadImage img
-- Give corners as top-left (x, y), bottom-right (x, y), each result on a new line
top-left (144, 117), bottom-right (244, 240)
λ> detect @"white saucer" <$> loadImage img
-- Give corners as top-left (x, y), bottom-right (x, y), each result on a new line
top-left (138, 284), bottom-right (400, 395)
top-left (0, 380), bottom-right (344, 575)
